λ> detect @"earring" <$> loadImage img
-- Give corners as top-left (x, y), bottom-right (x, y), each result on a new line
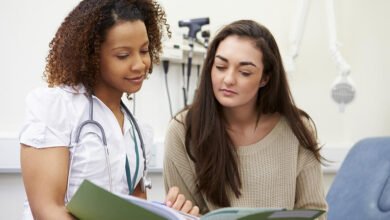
top-left (260, 82), bottom-right (266, 88)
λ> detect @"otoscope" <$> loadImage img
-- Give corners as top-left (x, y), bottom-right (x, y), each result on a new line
top-left (201, 30), bottom-right (210, 49)
top-left (178, 17), bottom-right (209, 106)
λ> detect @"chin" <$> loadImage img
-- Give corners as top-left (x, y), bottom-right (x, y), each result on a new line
top-left (220, 103), bottom-right (240, 108)
top-left (125, 84), bottom-right (143, 94)
top-left (216, 98), bottom-right (240, 108)
top-left (124, 88), bottom-right (140, 95)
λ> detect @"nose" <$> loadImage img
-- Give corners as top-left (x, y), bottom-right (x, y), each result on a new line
top-left (223, 68), bottom-right (236, 86)
top-left (131, 53), bottom-right (149, 73)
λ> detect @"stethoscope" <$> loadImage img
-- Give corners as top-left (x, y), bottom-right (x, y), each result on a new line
top-left (65, 95), bottom-right (152, 202)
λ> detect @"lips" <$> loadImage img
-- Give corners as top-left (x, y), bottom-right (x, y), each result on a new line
top-left (124, 75), bottom-right (145, 83)
top-left (220, 88), bottom-right (238, 96)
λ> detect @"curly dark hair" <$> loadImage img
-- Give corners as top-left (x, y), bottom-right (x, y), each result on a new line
top-left (44, 0), bottom-right (170, 93)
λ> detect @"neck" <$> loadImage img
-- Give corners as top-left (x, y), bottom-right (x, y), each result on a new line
top-left (93, 86), bottom-right (123, 113)
top-left (223, 106), bottom-right (258, 130)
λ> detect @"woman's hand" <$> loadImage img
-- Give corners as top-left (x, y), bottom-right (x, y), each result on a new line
top-left (165, 186), bottom-right (200, 216)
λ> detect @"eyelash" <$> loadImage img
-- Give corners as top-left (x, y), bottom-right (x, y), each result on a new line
top-left (216, 66), bottom-right (226, 71)
top-left (116, 49), bottom-right (149, 60)
top-left (240, 71), bottom-right (251, 77)
top-left (117, 54), bottom-right (128, 60)
top-left (216, 66), bottom-right (252, 77)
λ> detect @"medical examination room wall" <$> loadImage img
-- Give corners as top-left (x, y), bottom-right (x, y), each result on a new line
top-left (1, 0), bottom-right (389, 219)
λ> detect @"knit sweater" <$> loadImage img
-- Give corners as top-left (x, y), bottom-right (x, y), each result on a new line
top-left (163, 112), bottom-right (328, 219)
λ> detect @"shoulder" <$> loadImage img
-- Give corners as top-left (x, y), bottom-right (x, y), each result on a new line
top-left (273, 116), bottom-right (298, 142)
top-left (26, 85), bottom-right (86, 105)
top-left (25, 85), bottom-right (86, 118)
top-left (174, 110), bottom-right (188, 124)
top-left (164, 110), bottom-right (188, 156)
top-left (164, 110), bottom-right (195, 174)
top-left (26, 86), bottom-right (63, 104)
top-left (278, 113), bottom-right (315, 132)
top-left (297, 143), bottom-right (321, 172)
top-left (167, 110), bottom-right (188, 134)
top-left (276, 113), bottom-right (317, 145)
top-left (25, 87), bottom-right (68, 117)
top-left (298, 146), bottom-right (318, 164)
top-left (301, 114), bottom-right (317, 135)
top-left (20, 85), bottom-right (88, 147)
top-left (297, 115), bottom-right (320, 164)
top-left (276, 113), bottom-right (321, 169)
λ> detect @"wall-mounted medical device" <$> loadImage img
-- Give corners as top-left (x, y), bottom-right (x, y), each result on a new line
top-left (160, 17), bottom-right (210, 117)
top-left (177, 17), bottom-right (210, 107)
top-left (285, 0), bottom-right (355, 112)
top-left (161, 42), bottom-right (206, 65)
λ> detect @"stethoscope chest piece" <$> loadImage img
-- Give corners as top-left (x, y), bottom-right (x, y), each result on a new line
top-left (140, 172), bottom-right (152, 192)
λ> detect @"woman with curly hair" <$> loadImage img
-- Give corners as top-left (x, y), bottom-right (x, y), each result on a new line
top-left (164, 20), bottom-right (327, 218)
top-left (19, 0), bottom-right (196, 219)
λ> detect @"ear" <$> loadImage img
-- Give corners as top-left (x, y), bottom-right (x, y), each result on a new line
top-left (259, 74), bottom-right (270, 88)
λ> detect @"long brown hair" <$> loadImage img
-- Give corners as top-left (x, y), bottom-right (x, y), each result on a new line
top-left (44, 0), bottom-right (170, 93)
top-left (183, 20), bottom-right (322, 207)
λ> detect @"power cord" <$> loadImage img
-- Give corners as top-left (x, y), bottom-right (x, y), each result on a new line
top-left (181, 63), bottom-right (187, 107)
top-left (163, 60), bottom-right (173, 118)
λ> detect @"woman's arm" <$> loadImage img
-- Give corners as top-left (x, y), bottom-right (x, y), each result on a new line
top-left (163, 115), bottom-right (202, 216)
top-left (21, 144), bottom-right (74, 220)
top-left (295, 148), bottom-right (328, 219)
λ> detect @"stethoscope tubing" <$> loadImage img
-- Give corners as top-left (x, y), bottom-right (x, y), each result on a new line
top-left (120, 101), bottom-right (146, 173)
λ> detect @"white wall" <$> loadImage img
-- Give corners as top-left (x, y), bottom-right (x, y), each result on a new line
top-left (1, 0), bottom-right (389, 219)
top-left (1, 0), bottom-right (389, 143)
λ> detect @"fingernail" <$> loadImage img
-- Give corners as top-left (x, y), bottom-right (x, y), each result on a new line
top-left (166, 201), bottom-right (172, 207)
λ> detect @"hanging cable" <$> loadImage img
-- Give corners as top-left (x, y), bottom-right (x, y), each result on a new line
top-left (181, 62), bottom-right (187, 107)
top-left (178, 17), bottom-right (209, 107)
top-left (162, 60), bottom-right (173, 118)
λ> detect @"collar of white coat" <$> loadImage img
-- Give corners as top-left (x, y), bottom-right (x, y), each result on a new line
top-left (60, 84), bottom-right (135, 135)
top-left (60, 84), bottom-right (87, 94)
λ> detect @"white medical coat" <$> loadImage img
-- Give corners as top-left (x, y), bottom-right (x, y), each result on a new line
top-left (19, 85), bottom-right (152, 219)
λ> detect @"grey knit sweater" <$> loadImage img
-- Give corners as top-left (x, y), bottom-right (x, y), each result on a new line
top-left (163, 112), bottom-right (327, 219)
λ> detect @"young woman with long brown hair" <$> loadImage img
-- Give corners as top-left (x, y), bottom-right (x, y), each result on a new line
top-left (164, 20), bottom-right (327, 218)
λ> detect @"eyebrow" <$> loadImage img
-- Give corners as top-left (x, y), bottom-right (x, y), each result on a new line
top-left (215, 55), bottom-right (257, 68)
top-left (112, 41), bottom-right (149, 50)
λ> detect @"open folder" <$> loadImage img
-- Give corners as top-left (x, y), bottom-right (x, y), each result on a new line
top-left (66, 180), bottom-right (325, 220)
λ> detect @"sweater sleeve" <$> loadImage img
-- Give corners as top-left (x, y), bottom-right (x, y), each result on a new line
top-left (295, 147), bottom-right (328, 219)
top-left (163, 115), bottom-right (209, 214)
